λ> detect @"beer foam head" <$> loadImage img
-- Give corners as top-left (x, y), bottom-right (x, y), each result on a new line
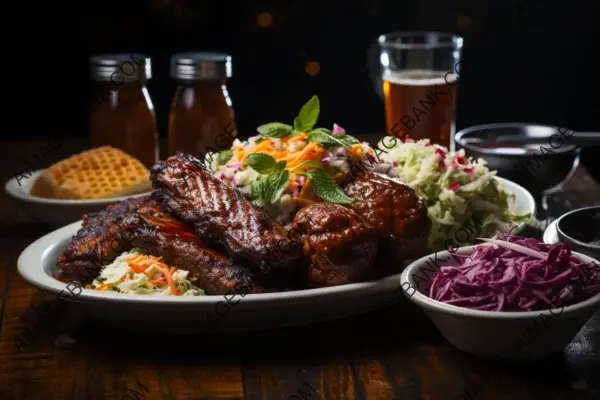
top-left (384, 69), bottom-right (456, 86)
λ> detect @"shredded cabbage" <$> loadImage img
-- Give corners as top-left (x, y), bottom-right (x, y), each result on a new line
top-left (378, 138), bottom-right (531, 250)
top-left (429, 235), bottom-right (600, 311)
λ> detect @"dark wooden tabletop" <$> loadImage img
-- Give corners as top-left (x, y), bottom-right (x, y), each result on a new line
top-left (1, 140), bottom-right (599, 400)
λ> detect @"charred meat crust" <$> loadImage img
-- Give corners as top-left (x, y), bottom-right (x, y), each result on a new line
top-left (55, 196), bottom-right (264, 295)
top-left (150, 153), bottom-right (302, 274)
top-left (54, 196), bottom-right (150, 283)
top-left (292, 202), bottom-right (378, 286)
top-left (343, 172), bottom-right (431, 267)
top-left (120, 215), bottom-right (264, 295)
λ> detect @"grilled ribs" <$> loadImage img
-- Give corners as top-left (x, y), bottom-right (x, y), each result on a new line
top-left (55, 197), bottom-right (147, 283)
top-left (343, 172), bottom-right (431, 269)
top-left (151, 153), bottom-right (302, 274)
top-left (292, 202), bottom-right (378, 286)
top-left (55, 196), bottom-right (264, 295)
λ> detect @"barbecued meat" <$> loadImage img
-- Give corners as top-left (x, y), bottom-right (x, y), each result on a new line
top-left (55, 196), bottom-right (152, 283)
top-left (151, 153), bottom-right (302, 274)
top-left (292, 202), bottom-right (378, 286)
top-left (343, 172), bottom-right (430, 268)
top-left (55, 196), bottom-right (264, 295)
top-left (119, 213), bottom-right (264, 295)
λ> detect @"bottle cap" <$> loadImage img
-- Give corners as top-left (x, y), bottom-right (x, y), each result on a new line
top-left (90, 54), bottom-right (151, 82)
top-left (171, 52), bottom-right (232, 80)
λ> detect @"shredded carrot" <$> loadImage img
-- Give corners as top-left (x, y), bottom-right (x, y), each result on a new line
top-left (234, 147), bottom-right (245, 162)
top-left (288, 132), bottom-right (308, 142)
top-left (95, 283), bottom-right (113, 291)
top-left (239, 136), bottom-right (327, 171)
top-left (299, 178), bottom-right (313, 198)
top-left (282, 143), bottom-right (327, 169)
top-left (163, 267), bottom-right (181, 296)
top-left (88, 253), bottom-right (185, 294)
top-left (127, 263), bottom-right (147, 274)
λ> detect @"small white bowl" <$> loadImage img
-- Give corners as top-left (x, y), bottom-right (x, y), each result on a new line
top-left (400, 245), bottom-right (600, 360)
top-left (5, 169), bottom-right (150, 226)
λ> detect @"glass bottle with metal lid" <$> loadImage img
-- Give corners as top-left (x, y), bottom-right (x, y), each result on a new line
top-left (89, 54), bottom-right (159, 167)
top-left (168, 52), bottom-right (236, 159)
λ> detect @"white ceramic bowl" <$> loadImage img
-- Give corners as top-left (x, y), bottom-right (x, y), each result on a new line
top-left (480, 176), bottom-right (536, 233)
top-left (5, 169), bottom-right (150, 226)
top-left (401, 245), bottom-right (600, 360)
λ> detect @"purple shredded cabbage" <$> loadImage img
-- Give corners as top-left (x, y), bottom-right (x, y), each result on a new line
top-left (428, 234), bottom-right (600, 312)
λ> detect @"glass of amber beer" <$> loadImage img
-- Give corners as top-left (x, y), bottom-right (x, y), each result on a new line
top-left (379, 32), bottom-right (463, 148)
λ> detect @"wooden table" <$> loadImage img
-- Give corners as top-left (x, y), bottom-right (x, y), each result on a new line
top-left (1, 140), bottom-right (599, 400)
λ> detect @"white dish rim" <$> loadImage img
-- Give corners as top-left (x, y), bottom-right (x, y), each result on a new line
top-left (5, 169), bottom-right (151, 206)
top-left (494, 175), bottom-right (536, 227)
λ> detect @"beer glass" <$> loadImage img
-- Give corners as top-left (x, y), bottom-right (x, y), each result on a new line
top-left (378, 32), bottom-right (463, 148)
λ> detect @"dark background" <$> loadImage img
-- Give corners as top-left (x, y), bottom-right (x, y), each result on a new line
top-left (19, 0), bottom-right (600, 140)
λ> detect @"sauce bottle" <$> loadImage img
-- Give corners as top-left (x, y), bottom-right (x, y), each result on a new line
top-left (89, 54), bottom-right (159, 167)
top-left (169, 53), bottom-right (236, 158)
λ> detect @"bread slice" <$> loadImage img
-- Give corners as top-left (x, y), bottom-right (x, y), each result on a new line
top-left (30, 146), bottom-right (152, 200)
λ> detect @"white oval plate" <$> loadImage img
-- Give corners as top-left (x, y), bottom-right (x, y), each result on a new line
top-left (5, 169), bottom-right (150, 226)
top-left (17, 177), bottom-right (536, 333)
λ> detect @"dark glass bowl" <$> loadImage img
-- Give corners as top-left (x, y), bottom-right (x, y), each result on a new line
top-left (455, 123), bottom-right (581, 200)
top-left (556, 206), bottom-right (600, 260)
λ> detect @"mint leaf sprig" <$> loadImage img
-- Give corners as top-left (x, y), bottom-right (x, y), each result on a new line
top-left (247, 152), bottom-right (353, 205)
top-left (247, 153), bottom-right (288, 205)
top-left (246, 153), bottom-right (285, 174)
top-left (298, 169), bottom-right (354, 204)
top-left (249, 159), bottom-right (289, 205)
top-left (294, 95), bottom-right (320, 132)
top-left (255, 95), bottom-right (360, 149)
top-left (256, 96), bottom-right (320, 139)
top-left (307, 128), bottom-right (360, 148)
top-left (256, 122), bottom-right (294, 138)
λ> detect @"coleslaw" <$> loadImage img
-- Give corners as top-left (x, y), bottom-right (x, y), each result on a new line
top-left (86, 249), bottom-right (205, 296)
top-left (377, 137), bottom-right (531, 250)
top-left (206, 97), bottom-right (383, 225)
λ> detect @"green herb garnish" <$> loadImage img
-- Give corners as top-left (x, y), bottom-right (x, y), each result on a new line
top-left (246, 153), bottom-right (280, 174)
top-left (293, 95), bottom-right (320, 132)
top-left (304, 169), bottom-right (354, 204)
top-left (248, 95), bottom-right (357, 205)
top-left (111, 287), bottom-right (120, 292)
top-left (307, 128), bottom-right (360, 148)
top-left (249, 153), bottom-right (290, 204)
top-left (257, 122), bottom-right (294, 138)
top-left (291, 160), bottom-right (323, 173)
top-left (217, 149), bottom-right (233, 165)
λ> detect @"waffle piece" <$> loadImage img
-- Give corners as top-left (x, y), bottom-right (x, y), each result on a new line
top-left (30, 146), bottom-right (152, 200)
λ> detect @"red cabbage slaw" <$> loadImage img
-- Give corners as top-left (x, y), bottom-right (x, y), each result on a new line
top-left (428, 234), bottom-right (600, 312)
